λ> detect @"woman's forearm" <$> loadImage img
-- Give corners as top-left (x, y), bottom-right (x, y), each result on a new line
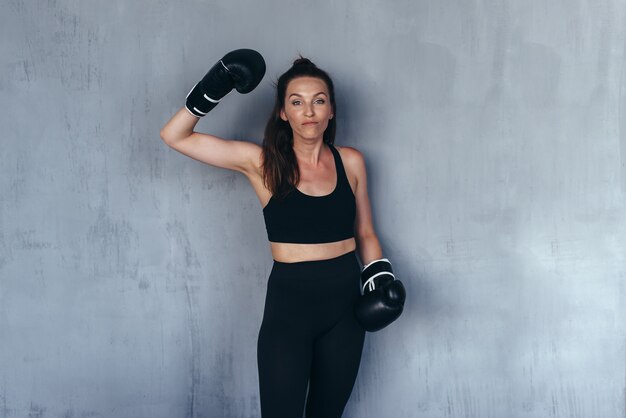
top-left (356, 233), bottom-right (383, 266)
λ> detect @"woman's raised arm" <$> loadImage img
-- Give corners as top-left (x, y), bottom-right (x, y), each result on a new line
top-left (160, 108), bottom-right (261, 175)
top-left (160, 49), bottom-right (266, 175)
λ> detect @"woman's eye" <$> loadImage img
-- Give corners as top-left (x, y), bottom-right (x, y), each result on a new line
top-left (292, 101), bottom-right (301, 105)
top-left (315, 99), bottom-right (325, 104)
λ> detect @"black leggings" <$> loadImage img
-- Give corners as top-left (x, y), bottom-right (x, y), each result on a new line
top-left (257, 251), bottom-right (366, 418)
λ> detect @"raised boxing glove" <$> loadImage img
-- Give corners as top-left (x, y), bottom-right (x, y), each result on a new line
top-left (185, 49), bottom-right (266, 117)
top-left (354, 258), bottom-right (406, 332)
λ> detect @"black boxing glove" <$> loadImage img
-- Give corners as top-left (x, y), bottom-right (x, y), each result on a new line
top-left (354, 258), bottom-right (406, 332)
top-left (185, 49), bottom-right (266, 117)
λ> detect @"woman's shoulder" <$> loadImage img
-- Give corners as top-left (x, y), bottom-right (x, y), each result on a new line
top-left (334, 145), bottom-right (368, 189)
top-left (334, 145), bottom-right (365, 168)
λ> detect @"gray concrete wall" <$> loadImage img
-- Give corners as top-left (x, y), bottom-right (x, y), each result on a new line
top-left (1, 0), bottom-right (625, 417)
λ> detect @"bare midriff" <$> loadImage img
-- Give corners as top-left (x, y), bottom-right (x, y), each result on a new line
top-left (270, 237), bottom-right (357, 263)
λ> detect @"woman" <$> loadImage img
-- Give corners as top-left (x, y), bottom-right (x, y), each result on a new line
top-left (161, 50), bottom-right (399, 418)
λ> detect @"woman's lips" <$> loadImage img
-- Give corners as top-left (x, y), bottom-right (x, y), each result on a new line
top-left (302, 122), bottom-right (318, 125)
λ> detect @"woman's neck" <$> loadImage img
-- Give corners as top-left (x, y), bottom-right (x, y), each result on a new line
top-left (293, 138), bottom-right (326, 165)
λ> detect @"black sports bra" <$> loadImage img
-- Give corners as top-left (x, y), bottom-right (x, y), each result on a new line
top-left (262, 144), bottom-right (356, 244)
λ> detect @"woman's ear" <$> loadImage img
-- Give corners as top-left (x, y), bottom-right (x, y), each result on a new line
top-left (280, 108), bottom-right (288, 121)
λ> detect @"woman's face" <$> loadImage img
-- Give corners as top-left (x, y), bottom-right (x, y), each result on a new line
top-left (280, 76), bottom-right (333, 141)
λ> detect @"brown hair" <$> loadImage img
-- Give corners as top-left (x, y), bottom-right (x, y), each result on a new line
top-left (262, 57), bottom-right (337, 199)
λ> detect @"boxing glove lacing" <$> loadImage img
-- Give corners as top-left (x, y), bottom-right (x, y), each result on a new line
top-left (362, 271), bottom-right (396, 292)
top-left (361, 258), bottom-right (395, 292)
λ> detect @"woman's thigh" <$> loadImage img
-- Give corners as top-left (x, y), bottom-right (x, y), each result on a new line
top-left (305, 305), bottom-right (366, 418)
top-left (257, 318), bottom-right (312, 418)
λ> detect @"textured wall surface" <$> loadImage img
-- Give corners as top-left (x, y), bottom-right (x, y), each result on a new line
top-left (1, 0), bottom-right (625, 417)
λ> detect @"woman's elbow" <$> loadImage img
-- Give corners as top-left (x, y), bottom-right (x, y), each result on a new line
top-left (159, 130), bottom-right (170, 145)
top-left (159, 128), bottom-right (178, 146)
